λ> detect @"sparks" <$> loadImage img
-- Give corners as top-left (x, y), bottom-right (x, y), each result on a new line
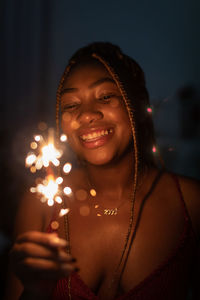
top-left (25, 129), bottom-right (63, 171)
top-left (26, 126), bottom-right (73, 223)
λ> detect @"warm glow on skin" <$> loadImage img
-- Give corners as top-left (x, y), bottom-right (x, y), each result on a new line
top-left (61, 62), bottom-right (132, 166)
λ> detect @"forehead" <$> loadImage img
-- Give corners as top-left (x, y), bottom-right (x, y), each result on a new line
top-left (63, 60), bottom-right (113, 88)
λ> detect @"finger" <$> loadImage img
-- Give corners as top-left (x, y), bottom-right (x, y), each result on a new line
top-left (16, 257), bottom-right (78, 280)
top-left (11, 242), bottom-right (74, 263)
top-left (16, 231), bottom-right (68, 248)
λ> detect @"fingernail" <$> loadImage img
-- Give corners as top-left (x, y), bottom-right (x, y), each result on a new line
top-left (75, 267), bottom-right (79, 272)
top-left (72, 258), bottom-right (77, 263)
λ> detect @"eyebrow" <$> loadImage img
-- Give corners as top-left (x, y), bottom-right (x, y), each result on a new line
top-left (61, 77), bottom-right (116, 95)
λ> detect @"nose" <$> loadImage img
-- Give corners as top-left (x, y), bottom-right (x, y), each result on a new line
top-left (77, 105), bottom-right (103, 124)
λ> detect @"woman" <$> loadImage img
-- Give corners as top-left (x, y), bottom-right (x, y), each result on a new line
top-left (6, 42), bottom-right (200, 300)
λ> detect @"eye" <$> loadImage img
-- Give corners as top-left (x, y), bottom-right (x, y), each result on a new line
top-left (61, 102), bottom-right (80, 112)
top-left (98, 94), bottom-right (114, 103)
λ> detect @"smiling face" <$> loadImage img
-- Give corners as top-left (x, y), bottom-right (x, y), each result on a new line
top-left (61, 60), bottom-right (133, 166)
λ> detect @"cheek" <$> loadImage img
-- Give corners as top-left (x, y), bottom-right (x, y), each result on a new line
top-left (61, 112), bottom-right (72, 134)
top-left (61, 113), bottom-right (80, 134)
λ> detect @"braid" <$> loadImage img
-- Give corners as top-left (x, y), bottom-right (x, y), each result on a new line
top-left (56, 42), bottom-right (160, 294)
top-left (57, 42), bottom-right (156, 167)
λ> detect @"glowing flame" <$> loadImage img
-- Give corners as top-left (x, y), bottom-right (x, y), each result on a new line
top-left (25, 129), bottom-right (63, 171)
top-left (41, 143), bottom-right (61, 167)
top-left (26, 128), bottom-right (73, 216)
top-left (32, 175), bottom-right (59, 204)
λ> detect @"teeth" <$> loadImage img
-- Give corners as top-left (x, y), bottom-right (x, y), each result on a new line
top-left (81, 129), bottom-right (113, 141)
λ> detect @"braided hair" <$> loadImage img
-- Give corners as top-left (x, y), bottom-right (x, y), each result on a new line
top-left (56, 42), bottom-right (158, 291)
top-left (56, 42), bottom-right (156, 169)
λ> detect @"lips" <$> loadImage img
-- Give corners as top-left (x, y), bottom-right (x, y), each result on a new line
top-left (78, 127), bottom-right (114, 148)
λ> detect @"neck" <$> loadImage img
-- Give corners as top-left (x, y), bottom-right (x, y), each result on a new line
top-left (84, 151), bottom-right (134, 199)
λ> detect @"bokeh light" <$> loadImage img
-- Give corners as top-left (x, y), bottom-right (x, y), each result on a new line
top-left (60, 134), bottom-right (67, 142)
top-left (75, 189), bottom-right (88, 201)
top-left (63, 163), bottom-right (72, 174)
top-left (63, 186), bottom-right (72, 195)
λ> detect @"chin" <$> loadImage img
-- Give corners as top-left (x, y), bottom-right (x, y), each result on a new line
top-left (81, 150), bottom-right (118, 167)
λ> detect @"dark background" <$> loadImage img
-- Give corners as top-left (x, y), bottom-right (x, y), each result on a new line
top-left (1, 0), bottom-right (200, 298)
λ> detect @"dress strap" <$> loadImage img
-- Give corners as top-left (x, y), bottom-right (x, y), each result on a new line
top-left (171, 174), bottom-right (190, 222)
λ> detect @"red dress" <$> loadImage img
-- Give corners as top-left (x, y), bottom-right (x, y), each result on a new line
top-left (48, 177), bottom-right (198, 300)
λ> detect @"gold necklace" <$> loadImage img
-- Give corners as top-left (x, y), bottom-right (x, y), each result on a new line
top-left (94, 199), bottom-right (128, 216)
top-left (90, 166), bottom-right (148, 217)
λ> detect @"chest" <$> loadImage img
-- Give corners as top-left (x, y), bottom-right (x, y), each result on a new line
top-left (56, 191), bottom-right (189, 296)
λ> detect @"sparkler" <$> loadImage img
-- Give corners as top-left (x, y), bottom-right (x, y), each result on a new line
top-left (25, 127), bottom-right (72, 224)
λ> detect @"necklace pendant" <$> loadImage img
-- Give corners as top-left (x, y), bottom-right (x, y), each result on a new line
top-left (104, 208), bottom-right (118, 216)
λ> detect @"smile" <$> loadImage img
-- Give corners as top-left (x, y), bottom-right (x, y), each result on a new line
top-left (80, 129), bottom-right (113, 142)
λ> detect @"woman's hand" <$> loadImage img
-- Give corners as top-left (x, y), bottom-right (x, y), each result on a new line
top-left (10, 231), bottom-right (77, 297)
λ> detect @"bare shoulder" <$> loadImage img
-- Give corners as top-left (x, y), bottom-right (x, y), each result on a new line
top-left (177, 174), bottom-right (200, 208)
